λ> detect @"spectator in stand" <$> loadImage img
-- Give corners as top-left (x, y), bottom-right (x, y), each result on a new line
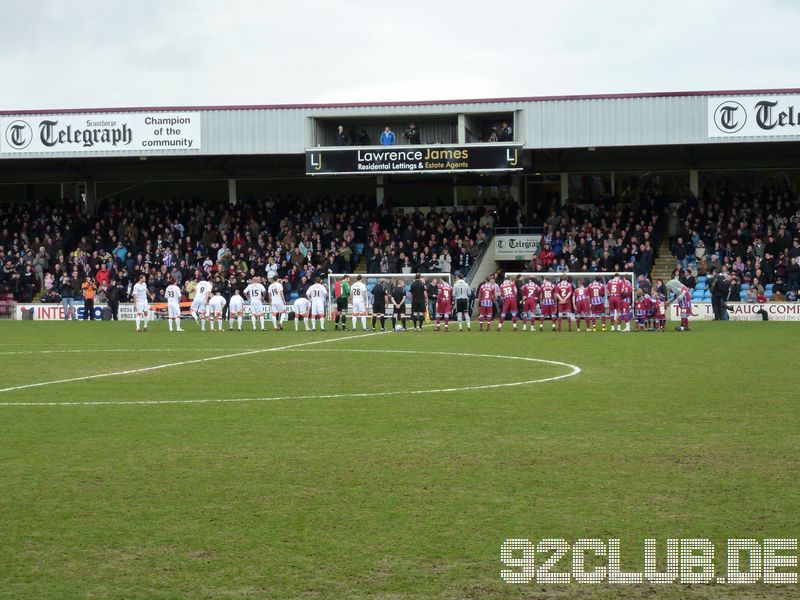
top-left (672, 236), bottom-right (690, 270)
top-left (403, 122), bottom-right (420, 145)
top-left (498, 121), bottom-right (513, 142)
top-left (357, 129), bottom-right (371, 145)
top-left (727, 275), bottom-right (741, 304)
top-left (380, 126), bottom-right (395, 146)
top-left (335, 125), bottom-right (348, 146)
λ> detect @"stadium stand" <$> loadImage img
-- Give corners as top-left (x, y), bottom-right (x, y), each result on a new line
top-left (0, 194), bottom-right (506, 304)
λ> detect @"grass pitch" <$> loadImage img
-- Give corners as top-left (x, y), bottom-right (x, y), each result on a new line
top-left (0, 320), bottom-right (798, 599)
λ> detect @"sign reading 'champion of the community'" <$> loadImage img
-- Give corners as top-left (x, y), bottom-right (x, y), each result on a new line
top-left (306, 143), bottom-right (523, 175)
top-left (0, 112), bottom-right (201, 154)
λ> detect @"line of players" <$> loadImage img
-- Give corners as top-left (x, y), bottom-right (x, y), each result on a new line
top-left (130, 271), bottom-right (684, 334)
top-left (476, 273), bottom-right (668, 333)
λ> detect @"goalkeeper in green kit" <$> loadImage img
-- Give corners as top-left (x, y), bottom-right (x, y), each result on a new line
top-left (334, 274), bottom-right (351, 330)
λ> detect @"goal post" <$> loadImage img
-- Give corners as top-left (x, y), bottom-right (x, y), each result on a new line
top-left (326, 272), bottom-right (453, 318)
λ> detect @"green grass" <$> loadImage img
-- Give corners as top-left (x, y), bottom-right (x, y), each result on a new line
top-left (0, 320), bottom-right (799, 599)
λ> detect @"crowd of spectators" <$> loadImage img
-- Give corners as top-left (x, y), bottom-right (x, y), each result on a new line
top-left (669, 178), bottom-right (800, 301)
top-left (526, 191), bottom-right (666, 278)
top-left (0, 194), bottom-right (508, 307)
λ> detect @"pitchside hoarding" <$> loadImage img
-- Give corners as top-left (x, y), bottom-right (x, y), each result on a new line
top-left (305, 143), bottom-right (523, 175)
top-left (669, 302), bottom-right (800, 321)
top-left (0, 112), bottom-right (201, 154)
top-left (708, 96), bottom-right (800, 138)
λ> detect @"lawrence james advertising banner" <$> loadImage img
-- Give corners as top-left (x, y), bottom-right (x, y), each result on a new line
top-left (669, 301), bottom-right (800, 321)
top-left (495, 234), bottom-right (542, 260)
top-left (306, 143), bottom-right (524, 175)
top-left (0, 112), bottom-right (201, 154)
top-left (708, 96), bottom-right (800, 138)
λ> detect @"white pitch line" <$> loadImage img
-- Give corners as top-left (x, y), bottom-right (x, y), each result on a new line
top-left (0, 330), bottom-right (386, 395)
top-left (0, 348), bottom-right (239, 356)
top-left (0, 350), bottom-right (581, 407)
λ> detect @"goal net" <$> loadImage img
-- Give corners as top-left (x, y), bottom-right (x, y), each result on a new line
top-left (326, 272), bottom-right (453, 318)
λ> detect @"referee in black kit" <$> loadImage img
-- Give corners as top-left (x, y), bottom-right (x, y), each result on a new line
top-left (409, 272), bottom-right (428, 331)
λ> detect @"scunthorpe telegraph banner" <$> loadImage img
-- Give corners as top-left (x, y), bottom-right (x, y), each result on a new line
top-left (669, 301), bottom-right (800, 321)
top-left (494, 235), bottom-right (542, 260)
top-left (0, 112), bottom-right (201, 154)
top-left (708, 96), bottom-right (800, 138)
top-left (306, 143), bottom-right (523, 175)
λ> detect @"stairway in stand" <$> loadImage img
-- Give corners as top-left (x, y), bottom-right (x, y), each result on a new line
top-left (650, 240), bottom-right (676, 281)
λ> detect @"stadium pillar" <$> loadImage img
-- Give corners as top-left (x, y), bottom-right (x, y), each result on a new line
top-left (560, 172), bottom-right (568, 205)
top-left (690, 170), bottom-right (699, 197)
top-left (610, 172), bottom-right (615, 196)
top-left (84, 181), bottom-right (97, 215)
top-left (228, 178), bottom-right (237, 206)
top-left (376, 176), bottom-right (385, 206)
top-left (457, 114), bottom-right (466, 143)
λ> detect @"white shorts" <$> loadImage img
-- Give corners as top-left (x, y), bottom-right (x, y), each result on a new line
top-left (352, 301), bottom-right (367, 316)
top-left (249, 300), bottom-right (264, 315)
top-left (293, 304), bottom-right (309, 317)
top-left (191, 299), bottom-right (207, 314)
top-left (270, 301), bottom-right (286, 315)
top-left (135, 301), bottom-right (149, 314)
top-left (229, 300), bottom-right (244, 315)
top-left (311, 300), bottom-right (325, 316)
top-left (167, 302), bottom-right (181, 319)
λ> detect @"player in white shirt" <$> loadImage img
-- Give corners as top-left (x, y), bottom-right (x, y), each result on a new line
top-left (164, 279), bottom-right (184, 332)
top-left (293, 297), bottom-right (311, 331)
top-left (191, 279), bottom-right (213, 330)
top-left (207, 291), bottom-right (227, 332)
top-left (243, 277), bottom-right (267, 331)
top-left (131, 275), bottom-right (153, 332)
top-left (350, 274), bottom-right (369, 330)
top-left (305, 276), bottom-right (328, 331)
top-left (228, 289), bottom-right (244, 331)
top-left (268, 276), bottom-right (286, 330)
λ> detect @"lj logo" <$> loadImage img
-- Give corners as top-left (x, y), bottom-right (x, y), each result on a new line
top-left (309, 153), bottom-right (322, 171)
top-left (713, 101), bottom-right (746, 133)
top-left (5, 120), bottom-right (32, 149)
top-left (506, 148), bottom-right (518, 166)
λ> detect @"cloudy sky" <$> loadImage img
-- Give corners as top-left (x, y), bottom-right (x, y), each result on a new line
top-left (1, 0), bottom-right (797, 110)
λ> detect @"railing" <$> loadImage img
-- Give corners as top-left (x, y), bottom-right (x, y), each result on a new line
top-left (494, 226), bottom-right (544, 235)
top-left (465, 234), bottom-right (492, 285)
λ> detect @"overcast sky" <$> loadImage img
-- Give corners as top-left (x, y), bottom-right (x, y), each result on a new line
top-left (1, 0), bottom-right (797, 111)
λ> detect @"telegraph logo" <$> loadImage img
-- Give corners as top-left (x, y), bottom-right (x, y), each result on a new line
top-left (713, 101), bottom-right (746, 134)
top-left (4, 120), bottom-right (33, 149)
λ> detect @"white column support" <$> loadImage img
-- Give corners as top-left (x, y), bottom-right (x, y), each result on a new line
top-left (560, 172), bottom-right (568, 206)
top-left (227, 178), bottom-right (237, 205)
top-left (689, 170), bottom-right (699, 197)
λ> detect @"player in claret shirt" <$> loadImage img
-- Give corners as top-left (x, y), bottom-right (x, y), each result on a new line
top-left (477, 276), bottom-right (496, 332)
top-left (651, 291), bottom-right (666, 332)
top-left (539, 278), bottom-right (556, 331)
top-left (606, 273), bottom-right (625, 332)
top-left (666, 278), bottom-right (692, 331)
top-left (588, 276), bottom-right (606, 332)
top-left (555, 275), bottom-right (574, 332)
top-left (497, 277), bottom-right (519, 331)
top-left (621, 276), bottom-right (633, 332)
top-left (572, 279), bottom-right (591, 332)
top-left (633, 289), bottom-right (647, 332)
top-left (434, 278), bottom-right (453, 331)
top-left (520, 278), bottom-right (541, 332)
